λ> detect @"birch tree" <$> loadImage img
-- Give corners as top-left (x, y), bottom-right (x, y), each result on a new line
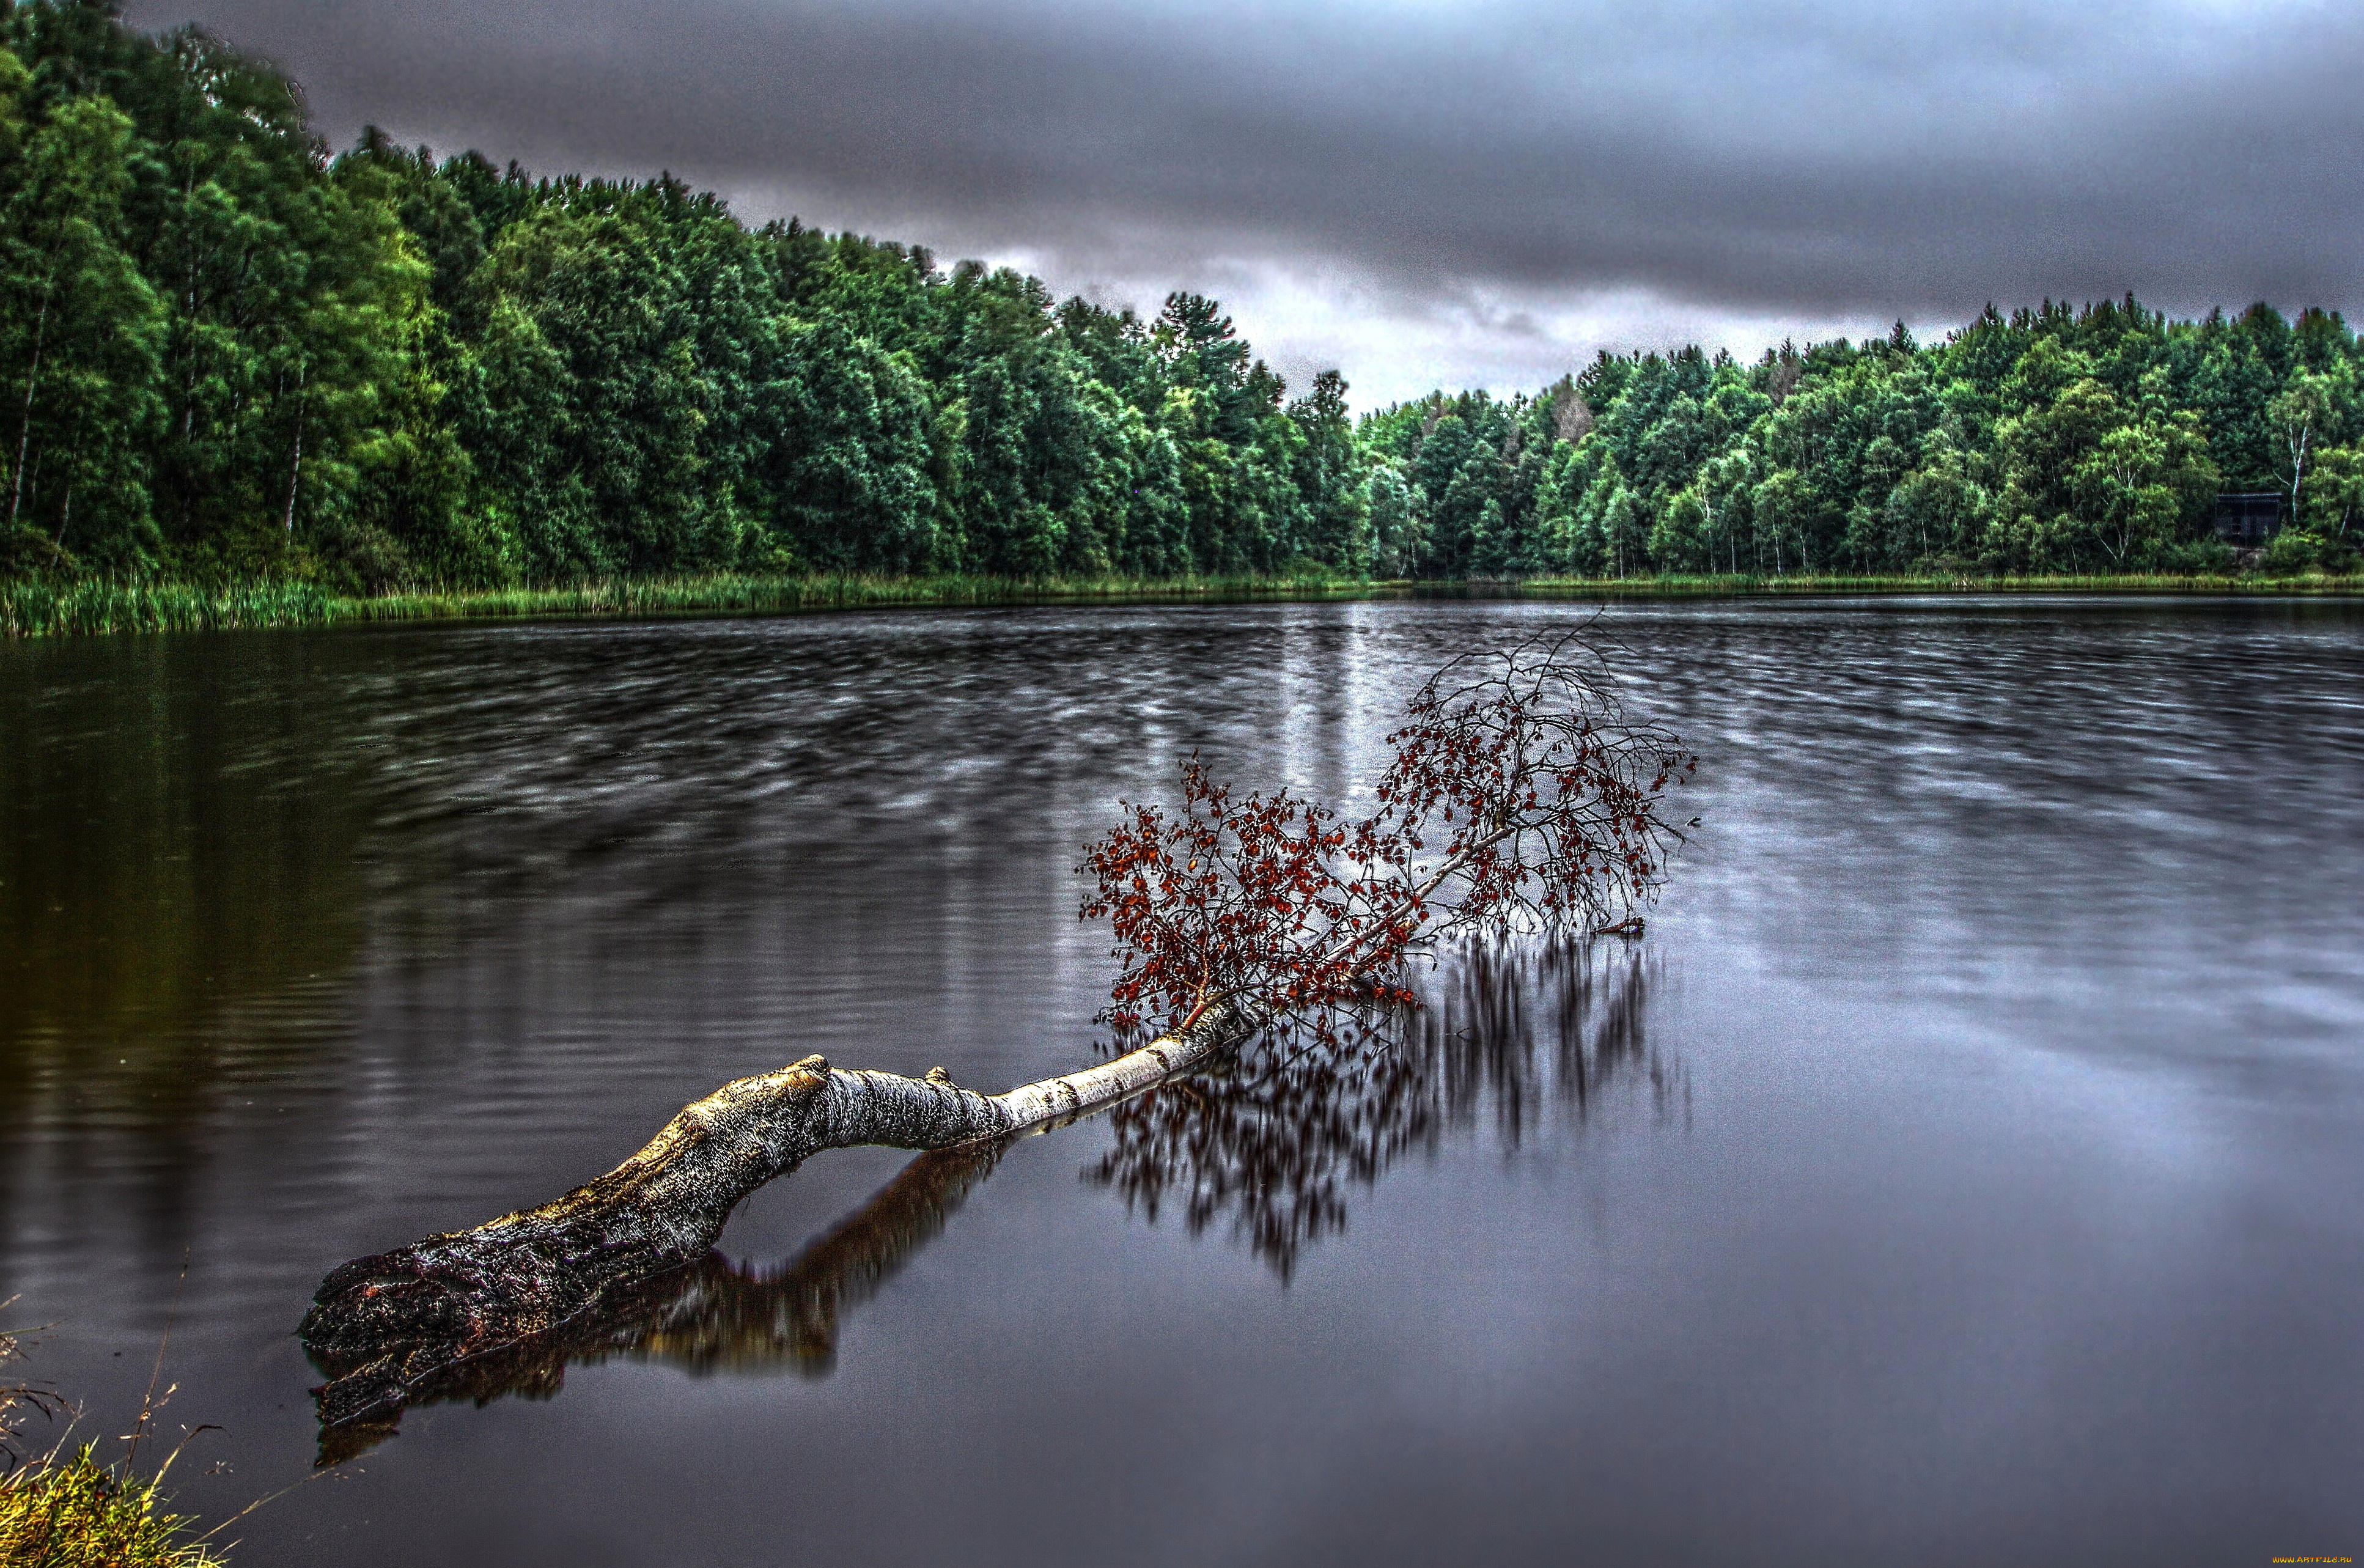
top-left (300, 639), bottom-right (1696, 1430)
top-left (0, 87), bottom-right (163, 558)
top-left (2269, 368), bottom-right (2344, 525)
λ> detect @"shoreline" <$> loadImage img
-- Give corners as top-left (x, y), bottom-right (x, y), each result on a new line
top-left (5, 569), bottom-right (2363, 638)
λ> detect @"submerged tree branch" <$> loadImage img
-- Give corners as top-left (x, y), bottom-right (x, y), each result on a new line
top-left (306, 1138), bottom-right (1011, 1464)
top-left (298, 1004), bottom-right (1248, 1426)
top-left (301, 636), bottom-right (1696, 1438)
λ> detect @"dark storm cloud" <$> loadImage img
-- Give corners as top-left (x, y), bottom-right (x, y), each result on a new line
top-left (122, 0), bottom-right (2364, 323)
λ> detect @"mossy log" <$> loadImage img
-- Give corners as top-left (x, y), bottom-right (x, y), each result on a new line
top-left (298, 1006), bottom-right (1244, 1430)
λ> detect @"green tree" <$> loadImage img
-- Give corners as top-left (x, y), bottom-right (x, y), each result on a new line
top-left (2268, 367), bottom-right (2348, 524)
top-left (2068, 413), bottom-right (2215, 568)
top-left (0, 87), bottom-right (163, 563)
top-left (1289, 369), bottom-right (1368, 569)
top-left (2302, 444), bottom-right (2364, 547)
top-left (767, 318), bottom-right (938, 572)
top-left (1364, 461), bottom-right (1424, 577)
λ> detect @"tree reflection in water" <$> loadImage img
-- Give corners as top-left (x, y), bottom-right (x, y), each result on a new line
top-left (307, 1139), bottom-right (1008, 1463)
top-left (1089, 935), bottom-right (1672, 1279)
top-left (309, 938), bottom-right (1666, 1459)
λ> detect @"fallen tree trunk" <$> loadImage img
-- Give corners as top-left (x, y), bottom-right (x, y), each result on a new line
top-left (300, 637), bottom-right (1696, 1441)
top-left (306, 1137), bottom-right (1011, 1463)
top-left (298, 1003), bottom-right (1247, 1425)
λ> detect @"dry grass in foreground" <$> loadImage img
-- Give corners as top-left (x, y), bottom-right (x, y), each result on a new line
top-left (3, 1301), bottom-right (235, 1567)
top-left (0, 1448), bottom-right (227, 1568)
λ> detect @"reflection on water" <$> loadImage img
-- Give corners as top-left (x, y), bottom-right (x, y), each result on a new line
top-left (0, 646), bottom-right (363, 1121)
top-left (1095, 938), bottom-right (1673, 1278)
top-left (3, 600), bottom-right (2361, 1567)
top-left (309, 936), bottom-right (1670, 1454)
top-left (0, 637), bottom-right (385, 1271)
top-left (307, 1139), bottom-right (1009, 1465)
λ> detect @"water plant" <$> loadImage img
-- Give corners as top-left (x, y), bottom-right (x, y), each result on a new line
top-left (10, 567), bottom-right (2362, 640)
top-left (0, 1302), bottom-right (227, 1568)
top-left (0, 570), bottom-right (1372, 638)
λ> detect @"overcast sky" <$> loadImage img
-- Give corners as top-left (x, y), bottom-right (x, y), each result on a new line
top-left (121, 0), bottom-right (2364, 407)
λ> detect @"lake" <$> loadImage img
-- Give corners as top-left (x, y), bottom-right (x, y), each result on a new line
top-left (2, 598), bottom-right (2360, 1566)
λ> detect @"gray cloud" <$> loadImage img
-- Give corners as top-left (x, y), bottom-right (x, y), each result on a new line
top-left (122, 0), bottom-right (2364, 398)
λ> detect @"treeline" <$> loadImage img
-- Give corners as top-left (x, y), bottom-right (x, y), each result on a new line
top-left (1366, 306), bottom-right (2362, 578)
top-left (2, 0), bottom-right (2360, 592)
top-left (0, 0), bottom-right (1362, 588)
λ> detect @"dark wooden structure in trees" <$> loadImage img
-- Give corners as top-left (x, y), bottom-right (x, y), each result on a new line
top-left (2213, 493), bottom-right (2285, 548)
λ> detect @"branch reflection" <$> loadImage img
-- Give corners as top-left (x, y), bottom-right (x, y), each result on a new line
top-left (309, 938), bottom-right (1670, 1461)
top-left (1088, 937), bottom-right (1673, 1280)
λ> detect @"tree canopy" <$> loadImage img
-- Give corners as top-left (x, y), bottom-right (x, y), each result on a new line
top-left (4, 0), bottom-right (2360, 587)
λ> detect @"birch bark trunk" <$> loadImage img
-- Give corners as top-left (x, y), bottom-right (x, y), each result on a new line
top-left (9, 290), bottom-right (48, 529)
top-left (298, 1003), bottom-right (1248, 1415)
top-left (306, 1138), bottom-right (1012, 1457)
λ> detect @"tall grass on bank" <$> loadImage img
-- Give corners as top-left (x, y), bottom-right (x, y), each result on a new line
top-left (330, 569), bottom-right (1373, 626)
top-left (0, 578), bottom-right (334, 636)
top-left (0, 570), bottom-right (1369, 637)
top-left (0, 1447), bottom-right (228, 1567)
top-left (5, 568), bottom-right (2362, 638)
top-left (2, 1300), bottom-right (228, 1567)
top-left (1510, 570), bottom-right (2364, 597)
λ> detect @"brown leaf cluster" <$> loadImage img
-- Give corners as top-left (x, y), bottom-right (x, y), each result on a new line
top-left (1080, 633), bottom-right (1695, 1041)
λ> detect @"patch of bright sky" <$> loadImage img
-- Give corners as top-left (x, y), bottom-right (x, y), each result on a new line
top-left (710, 164), bottom-right (1933, 411)
top-left (994, 248), bottom-right (1913, 413)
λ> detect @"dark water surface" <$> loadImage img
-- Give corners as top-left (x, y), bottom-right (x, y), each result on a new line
top-left (3, 600), bottom-right (2360, 1566)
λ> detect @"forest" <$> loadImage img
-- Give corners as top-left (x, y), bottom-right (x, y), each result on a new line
top-left (4, 0), bottom-right (2362, 595)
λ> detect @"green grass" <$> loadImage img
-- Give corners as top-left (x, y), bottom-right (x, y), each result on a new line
top-left (0, 570), bottom-right (1370, 637)
top-left (0, 1446), bottom-right (227, 1567)
top-left (5, 567), bottom-right (2362, 638)
top-left (0, 578), bottom-right (335, 636)
top-left (326, 569), bottom-right (1375, 627)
